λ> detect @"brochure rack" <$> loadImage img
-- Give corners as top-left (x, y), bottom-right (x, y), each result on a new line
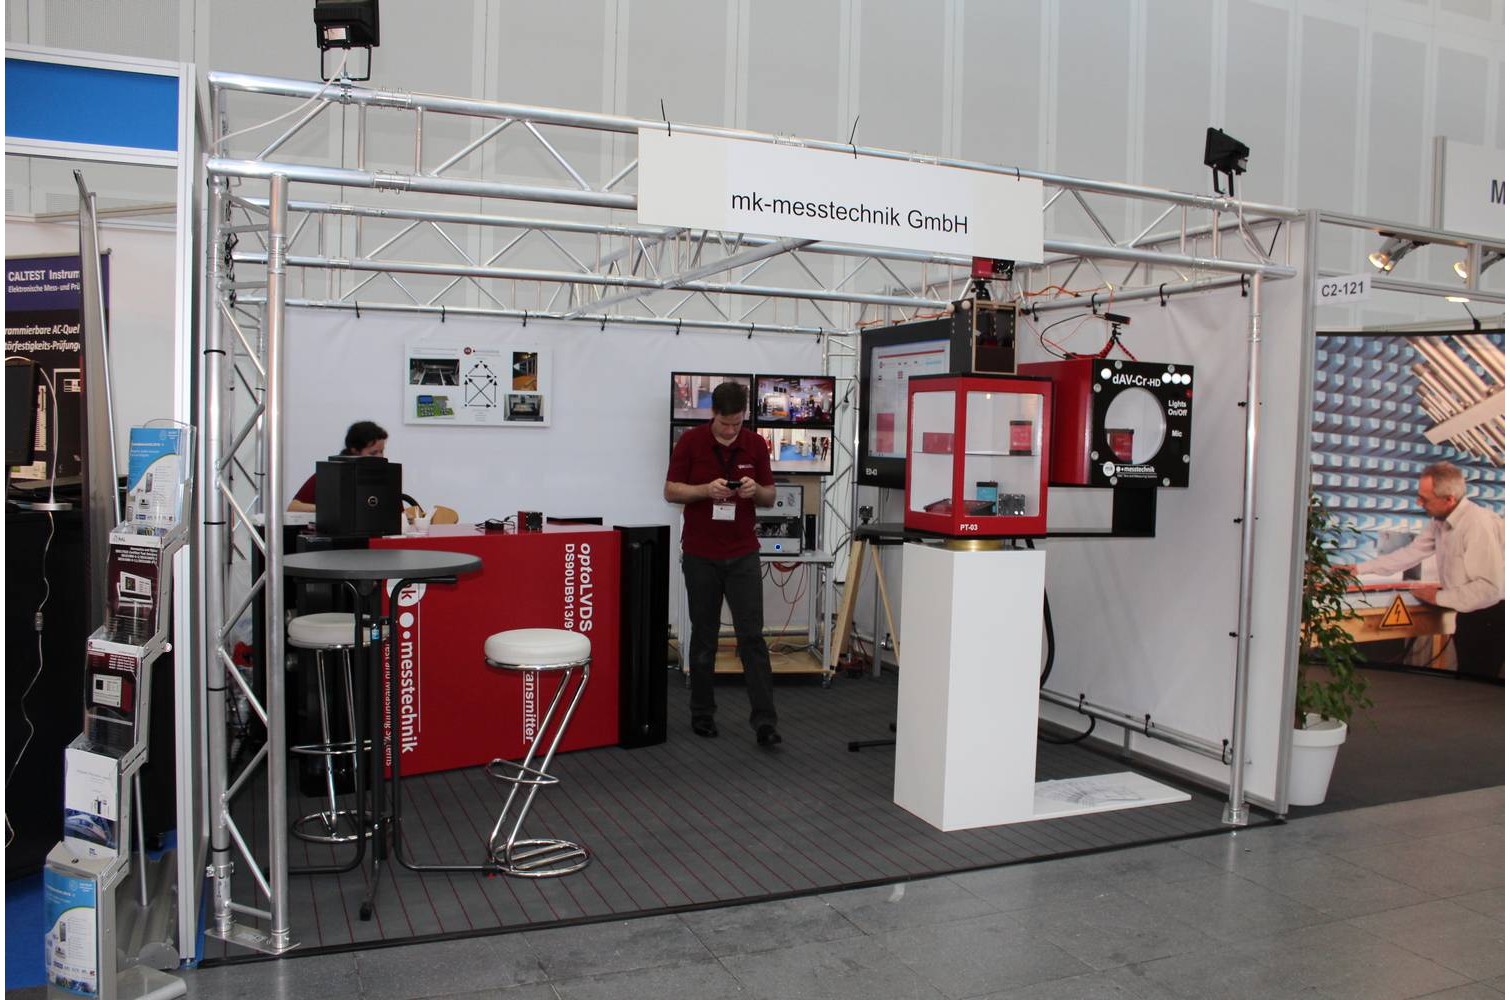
top-left (45, 423), bottom-right (191, 1000)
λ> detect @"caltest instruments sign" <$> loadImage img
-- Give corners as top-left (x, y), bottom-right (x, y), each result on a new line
top-left (637, 129), bottom-right (1044, 262)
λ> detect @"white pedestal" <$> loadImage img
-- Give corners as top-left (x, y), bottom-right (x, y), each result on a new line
top-left (894, 543), bottom-right (1045, 831)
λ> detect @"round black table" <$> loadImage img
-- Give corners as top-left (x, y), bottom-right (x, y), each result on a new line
top-left (283, 548), bottom-right (482, 584)
top-left (282, 547), bottom-right (482, 918)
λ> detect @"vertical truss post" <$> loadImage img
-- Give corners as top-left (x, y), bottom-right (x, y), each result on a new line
top-left (1225, 272), bottom-right (1263, 828)
top-left (202, 175), bottom-right (234, 939)
top-left (263, 174), bottom-right (293, 949)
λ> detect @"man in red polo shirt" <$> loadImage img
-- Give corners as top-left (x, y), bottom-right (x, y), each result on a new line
top-left (665, 381), bottom-right (782, 746)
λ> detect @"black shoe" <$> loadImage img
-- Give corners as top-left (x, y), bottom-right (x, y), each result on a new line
top-left (692, 718), bottom-right (718, 738)
top-left (756, 725), bottom-right (782, 747)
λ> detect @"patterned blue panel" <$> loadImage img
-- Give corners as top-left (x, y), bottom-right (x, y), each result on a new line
top-left (1311, 332), bottom-right (1505, 561)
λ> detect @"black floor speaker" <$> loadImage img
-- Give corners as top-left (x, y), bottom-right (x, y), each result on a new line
top-left (614, 524), bottom-right (670, 748)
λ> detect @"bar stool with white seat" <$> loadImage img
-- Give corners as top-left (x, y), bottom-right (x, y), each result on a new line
top-left (483, 627), bottom-right (591, 877)
top-left (287, 611), bottom-right (371, 847)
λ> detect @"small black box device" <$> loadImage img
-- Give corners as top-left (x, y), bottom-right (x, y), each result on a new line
top-left (314, 455), bottom-right (402, 538)
top-left (756, 484), bottom-right (804, 555)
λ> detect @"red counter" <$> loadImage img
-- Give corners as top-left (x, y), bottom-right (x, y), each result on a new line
top-left (370, 524), bottom-right (620, 776)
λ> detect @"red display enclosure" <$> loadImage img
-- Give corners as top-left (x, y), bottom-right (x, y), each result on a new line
top-left (903, 373), bottom-right (1052, 537)
top-left (370, 524), bottom-right (620, 776)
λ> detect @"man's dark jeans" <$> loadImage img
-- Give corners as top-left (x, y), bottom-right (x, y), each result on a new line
top-left (682, 551), bottom-right (776, 729)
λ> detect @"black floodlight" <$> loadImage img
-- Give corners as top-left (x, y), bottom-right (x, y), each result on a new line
top-left (314, 0), bottom-right (380, 81)
top-left (1204, 127), bottom-right (1249, 196)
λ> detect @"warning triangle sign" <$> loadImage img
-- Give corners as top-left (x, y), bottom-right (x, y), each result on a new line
top-left (1380, 595), bottom-right (1414, 628)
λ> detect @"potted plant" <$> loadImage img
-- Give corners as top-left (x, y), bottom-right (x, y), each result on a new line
top-left (1290, 494), bottom-right (1372, 806)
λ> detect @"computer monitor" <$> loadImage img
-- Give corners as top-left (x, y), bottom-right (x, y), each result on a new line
top-left (5, 360), bottom-right (37, 468)
top-left (670, 372), bottom-right (753, 422)
top-left (752, 374), bottom-right (837, 428)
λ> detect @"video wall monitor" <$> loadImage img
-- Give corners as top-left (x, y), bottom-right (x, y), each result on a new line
top-left (670, 372), bottom-right (753, 422)
top-left (757, 426), bottom-right (835, 476)
top-left (5, 360), bottom-right (37, 468)
top-left (668, 422), bottom-right (696, 458)
top-left (753, 374), bottom-right (836, 428)
top-left (857, 319), bottom-right (972, 489)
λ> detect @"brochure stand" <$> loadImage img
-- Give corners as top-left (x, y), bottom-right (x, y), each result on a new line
top-left (45, 423), bottom-right (191, 1000)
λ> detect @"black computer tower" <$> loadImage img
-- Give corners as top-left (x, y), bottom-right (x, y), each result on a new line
top-left (614, 524), bottom-right (669, 748)
top-left (314, 456), bottom-right (402, 538)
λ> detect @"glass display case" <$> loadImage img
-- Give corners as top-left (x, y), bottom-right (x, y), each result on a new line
top-left (904, 374), bottom-right (1052, 537)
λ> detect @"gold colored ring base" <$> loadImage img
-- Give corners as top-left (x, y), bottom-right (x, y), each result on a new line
top-left (944, 538), bottom-right (1008, 552)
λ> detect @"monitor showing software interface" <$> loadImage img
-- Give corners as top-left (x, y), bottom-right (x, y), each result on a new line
top-left (866, 339), bottom-right (949, 460)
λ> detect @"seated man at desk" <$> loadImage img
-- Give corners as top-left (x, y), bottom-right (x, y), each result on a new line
top-left (288, 420), bottom-right (387, 513)
top-left (1338, 461), bottom-right (1505, 679)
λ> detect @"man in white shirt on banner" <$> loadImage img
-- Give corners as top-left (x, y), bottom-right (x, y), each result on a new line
top-left (1339, 461), bottom-right (1505, 679)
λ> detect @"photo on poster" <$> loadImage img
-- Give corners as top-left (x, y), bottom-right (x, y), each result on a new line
top-left (404, 338), bottom-right (550, 427)
top-left (507, 393), bottom-right (543, 422)
top-left (409, 357), bottom-right (460, 385)
top-left (512, 351), bottom-right (539, 391)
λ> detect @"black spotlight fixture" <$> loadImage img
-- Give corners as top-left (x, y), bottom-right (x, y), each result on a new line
top-left (1203, 127), bottom-right (1249, 196)
top-left (1368, 235), bottom-right (1424, 273)
top-left (314, 0), bottom-right (380, 82)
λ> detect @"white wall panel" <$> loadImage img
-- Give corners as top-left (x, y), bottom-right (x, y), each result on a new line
top-left (1223, 0), bottom-right (1292, 205)
top-left (744, 0), bottom-right (844, 140)
top-left (1441, 0), bottom-right (1495, 17)
top-left (623, 0), bottom-right (728, 125)
top-left (1140, 0), bottom-right (1216, 202)
top-left (1434, 48), bottom-right (1489, 145)
top-left (957, 0), bottom-right (1042, 171)
top-left (207, 0), bottom-right (312, 79)
top-left (1298, 15), bottom-right (1361, 270)
top-left (1298, 17), bottom-right (1360, 213)
top-left (1365, 30), bottom-right (1427, 225)
top-left (854, 0), bottom-right (947, 155)
top-left (281, 311), bottom-right (818, 526)
top-left (41, 0), bottom-right (177, 59)
top-left (494, 1), bottom-right (610, 112)
top-left (1050, 0), bottom-right (1131, 240)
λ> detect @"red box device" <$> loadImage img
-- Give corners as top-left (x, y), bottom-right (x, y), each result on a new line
top-left (920, 431), bottom-right (954, 454)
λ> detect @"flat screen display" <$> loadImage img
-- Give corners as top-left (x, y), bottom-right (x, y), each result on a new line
top-left (753, 374), bottom-right (836, 428)
top-left (757, 426), bottom-right (834, 476)
top-left (668, 422), bottom-right (695, 459)
top-left (857, 318), bottom-right (970, 488)
top-left (670, 372), bottom-right (753, 422)
top-left (5, 361), bottom-right (37, 468)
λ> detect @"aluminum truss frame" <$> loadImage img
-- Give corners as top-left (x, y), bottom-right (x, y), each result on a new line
top-left (200, 69), bottom-right (1304, 951)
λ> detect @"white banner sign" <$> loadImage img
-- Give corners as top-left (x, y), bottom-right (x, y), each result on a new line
top-left (1315, 272), bottom-right (1371, 305)
top-left (637, 129), bottom-right (1044, 262)
top-left (1434, 138), bottom-right (1505, 239)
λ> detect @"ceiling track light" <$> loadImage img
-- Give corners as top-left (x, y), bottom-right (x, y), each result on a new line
top-left (1453, 249), bottom-right (1506, 280)
top-left (1367, 236), bottom-right (1424, 273)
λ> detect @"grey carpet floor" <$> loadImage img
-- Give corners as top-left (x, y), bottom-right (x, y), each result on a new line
top-left (203, 668), bottom-right (1240, 961)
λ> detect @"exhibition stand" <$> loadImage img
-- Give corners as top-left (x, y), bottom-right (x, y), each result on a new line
top-left (3, 22), bottom-right (1501, 984)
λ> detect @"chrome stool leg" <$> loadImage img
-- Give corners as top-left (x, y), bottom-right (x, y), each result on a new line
top-left (290, 630), bottom-right (369, 846)
top-left (483, 636), bottom-right (592, 877)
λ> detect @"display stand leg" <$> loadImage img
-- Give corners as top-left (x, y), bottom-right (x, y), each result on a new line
top-left (827, 539), bottom-right (867, 671)
top-left (893, 543), bottom-right (1190, 832)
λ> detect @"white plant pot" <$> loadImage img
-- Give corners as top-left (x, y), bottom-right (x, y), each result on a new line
top-left (1288, 714), bottom-right (1348, 807)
